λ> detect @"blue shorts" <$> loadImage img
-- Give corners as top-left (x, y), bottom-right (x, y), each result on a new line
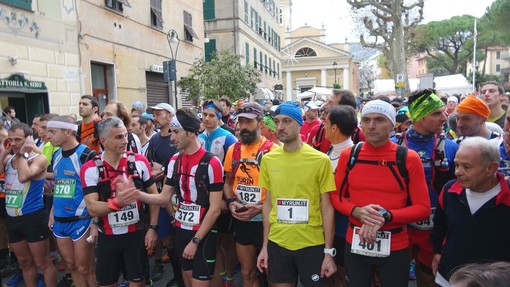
top-left (157, 207), bottom-right (174, 237)
top-left (53, 218), bottom-right (92, 241)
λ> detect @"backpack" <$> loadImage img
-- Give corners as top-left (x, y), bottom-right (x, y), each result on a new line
top-left (231, 139), bottom-right (273, 175)
top-left (94, 152), bottom-right (143, 201)
top-left (397, 133), bottom-right (452, 193)
top-left (338, 142), bottom-right (409, 200)
top-left (171, 151), bottom-right (214, 207)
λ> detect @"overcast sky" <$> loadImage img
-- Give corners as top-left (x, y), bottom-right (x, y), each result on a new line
top-left (290, 0), bottom-right (496, 43)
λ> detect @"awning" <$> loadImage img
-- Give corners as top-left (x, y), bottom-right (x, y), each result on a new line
top-left (296, 87), bottom-right (332, 101)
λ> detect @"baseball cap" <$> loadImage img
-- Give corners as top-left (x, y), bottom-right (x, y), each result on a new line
top-left (141, 112), bottom-right (154, 121)
top-left (236, 102), bottom-right (264, 119)
top-left (146, 103), bottom-right (175, 115)
top-left (304, 101), bottom-right (319, 112)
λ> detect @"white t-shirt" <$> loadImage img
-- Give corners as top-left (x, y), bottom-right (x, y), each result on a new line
top-left (466, 182), bottom-right (501, 214)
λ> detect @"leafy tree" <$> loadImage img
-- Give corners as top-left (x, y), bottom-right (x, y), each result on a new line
top-left (413, 15), bottom-right (476, 75)
top-left (347, 0), bottom-right (424, 93)
top-left (466, 71), bottom-right (506, 90)
top-left (178, 50), bottom-right (261, 103)
top-left (481, 0), bottom-right (510, 45)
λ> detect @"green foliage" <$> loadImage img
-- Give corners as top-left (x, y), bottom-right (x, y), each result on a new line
top-left (466, 71), bottom-right (506, 90)
top-left (333, 83), bottom-right (341, 89)
top-left (481, 0), bottom-right (510, 45)
top-left (413, 15), bottom-right (476, 75)
top-left (178, 50), bottom-right (261, 102)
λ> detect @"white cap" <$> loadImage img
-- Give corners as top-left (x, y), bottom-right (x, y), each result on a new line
top-left (146, 103), bottom-right (175, 115)
top-left (447, 96), bottom-right (459, 104)
top-left (361, 100), bottom-right (396, 126)
top-left (304, 101), bottom-right (320, 112)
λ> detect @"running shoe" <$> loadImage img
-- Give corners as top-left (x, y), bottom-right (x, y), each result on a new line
top-left (57, 274), bottom-right (74, 287)
top-left (0, 260), bottom-right (19, 279)
top-left (150, 262), bottom-right (164, 281)
top-left (4, 270), bottom-right (23, 287)
top-left (223, 279), bottom-right (235, 287)
top-left (409, 260), bottom-right (416, 280)
top-left (118, 280), bottom-right (129, 287)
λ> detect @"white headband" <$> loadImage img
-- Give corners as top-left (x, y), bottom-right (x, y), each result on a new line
top-left (47, 121), bottom-right (78, 131)
top-left (170, 116), bottom-right (183, 130)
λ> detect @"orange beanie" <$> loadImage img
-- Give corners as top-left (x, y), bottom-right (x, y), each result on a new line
top-left (455, 96), bottom-right (490, 118)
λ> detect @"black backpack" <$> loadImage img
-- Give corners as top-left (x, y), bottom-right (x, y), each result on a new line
top-left (339, 142), bottom-right (409, 200)
top-left (171, 152), bottom-right (214, 207)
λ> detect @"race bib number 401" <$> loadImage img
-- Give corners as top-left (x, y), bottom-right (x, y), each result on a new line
top-left (276, 198), bottom-right (309, 224)
top-left (351, 227), bottom-right (391, 257)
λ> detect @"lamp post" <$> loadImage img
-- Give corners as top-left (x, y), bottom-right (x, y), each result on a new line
top-left (165, 29), bottom-right (180, 108)
top-left (332, 61), bottom-right (338, 85)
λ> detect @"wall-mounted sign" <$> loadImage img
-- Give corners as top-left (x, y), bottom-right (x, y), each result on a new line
top-left (0, 74), bottom-right (47, 92)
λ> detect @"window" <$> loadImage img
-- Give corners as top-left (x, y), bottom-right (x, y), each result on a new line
top-left (184, 11), bottom-right (198, 42)
top-left (255, 11), bottom-right (260, 33)
top-left (244, 1), bottom-right (249, 23)
top-left (279, 9), bottom-right (283, 24)
top-left (277, 63), bottom-right (280, 79)
top-left (205, 39), bottom-right (216, 62)
top-left (295, 47), bottom-right (317, 57)
top-left (497, 51), bottom-right (501, 59)
top-left (497, 64), bottom-right (501, 72)
top-left (254, 48), bottom-right (257, 67)
top-left (259, 52), bottom-right (263, 71)
top-left (150, 0), bottom-right (163, 29)
top-left (264, 55), bottom-right (268, 74)
top-left (263, 21), bottom-right (267, 39)
top-left (0, 0), bottom-right (32, 10)
top-left (105, 0), bottom-right (130, 12)
top-left (203, 0), bottom-right (215, 20)
top-left (245, 43), bottom-right (250, 65)
top-left (251, 8), bottom-right (255, 29)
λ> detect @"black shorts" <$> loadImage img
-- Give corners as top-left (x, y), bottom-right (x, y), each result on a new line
top-left (0, 197), bottom-right (6, 219)
top-left (216, 212), bottom-right (233, 233)
top-left (267, 241), bottom-right (325, 287)
top-left (344, 243), bottom-right (409, 287)
top-left (175, 228), bottom-right (217, 281)
top-left (96, 230), bottom-right (148, 285)
top-left (7, 209), bottom-right (49, 243)
top-left (333, 236), bottom-right (346, 267)
top-left (232, 219), bottom-right (262, 248)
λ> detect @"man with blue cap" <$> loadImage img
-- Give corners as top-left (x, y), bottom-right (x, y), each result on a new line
top-left (256, 101), bottom-right (337, 286)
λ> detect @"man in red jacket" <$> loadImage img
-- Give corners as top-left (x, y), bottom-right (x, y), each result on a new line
top-left (331, 100), bottom-right (430, 287)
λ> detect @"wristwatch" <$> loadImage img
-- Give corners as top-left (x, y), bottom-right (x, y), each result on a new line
top-left (192, 235), bottom-right (201, 245)
top-left (379, 208), bottom-right (393, 223)
top-left (324, 248), bottom-right (337, 257)
top-left (148, 224), bottom-right (159, 232)
top-left (22, 152), bottom-right (29, 159)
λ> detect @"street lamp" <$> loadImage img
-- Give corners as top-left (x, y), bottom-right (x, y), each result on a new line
top-left (332, 61), bottom-right (338, 85)
top-left (165, 29), bottom-right (180, 108)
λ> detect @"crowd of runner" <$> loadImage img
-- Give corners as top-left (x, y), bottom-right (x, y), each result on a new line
top-left (0, 81), bottom-right (510, 287)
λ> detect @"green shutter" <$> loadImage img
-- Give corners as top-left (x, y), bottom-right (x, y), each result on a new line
top-left (245, 43), bottom-right (250, 65)
top-left (0, 0), bottom-right (32, 10)
top-left (205, 39), bottom-right (216, 62)
top-left (203, 0), bottom-right (215, 20)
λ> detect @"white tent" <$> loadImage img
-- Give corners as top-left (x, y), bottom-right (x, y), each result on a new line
top-left (373, 74), bottom-right (473, 96)
top-left (296, 87), bottom-right (332, 101)
top-left (253, 88), bottom-right (275, 100)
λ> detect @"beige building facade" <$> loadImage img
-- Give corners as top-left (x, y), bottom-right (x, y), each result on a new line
top-left (203, 0), bottom-right (282, 99)
top-left (0, 0), bottom-right (80, 122)
top-left (0, 0), bottom-right (206, 123)
top-left (281, 26), bottom-right (355, 100)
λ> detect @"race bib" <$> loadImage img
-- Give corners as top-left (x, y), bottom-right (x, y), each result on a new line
top-left (5, 189), bottom-right (23, 208)
top-left (276, 198), bottom-right (309, 224)
top-left (409, 207), bottom-right (436, 230)
top-left (53, 179), bottom-right (76, 199)
top-left (351, 227), bottom-right (391, 257)
top-left (175, 203), bottom-right (202, 226)
top-left (235, 185), bottom-right (261, 205)
top-left (108, 202), bottom-right (140, 227)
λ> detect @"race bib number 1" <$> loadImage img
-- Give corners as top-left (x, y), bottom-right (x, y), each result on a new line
top-left (276, 198), bottom-right (309, 224)
top-left (5, 189), bottom-right (23, 208)
top-left (351, 227), bottom-right (391, 257)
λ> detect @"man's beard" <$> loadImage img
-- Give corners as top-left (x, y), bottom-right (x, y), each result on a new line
top-left (240, 128), bottom-right (259, 144)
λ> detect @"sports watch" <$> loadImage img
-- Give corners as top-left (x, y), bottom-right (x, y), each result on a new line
top-left (22, 152), bottom-right (29, 159)
top-left (379, 208), bottom-right (393, 223)
top-left (324, 248), bottom-right (337, 257)
top-left (192, 236), bottom-right (201, 245)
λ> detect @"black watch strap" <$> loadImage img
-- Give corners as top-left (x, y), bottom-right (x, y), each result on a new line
top-left (148, 224), bottom-right (159, 232)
